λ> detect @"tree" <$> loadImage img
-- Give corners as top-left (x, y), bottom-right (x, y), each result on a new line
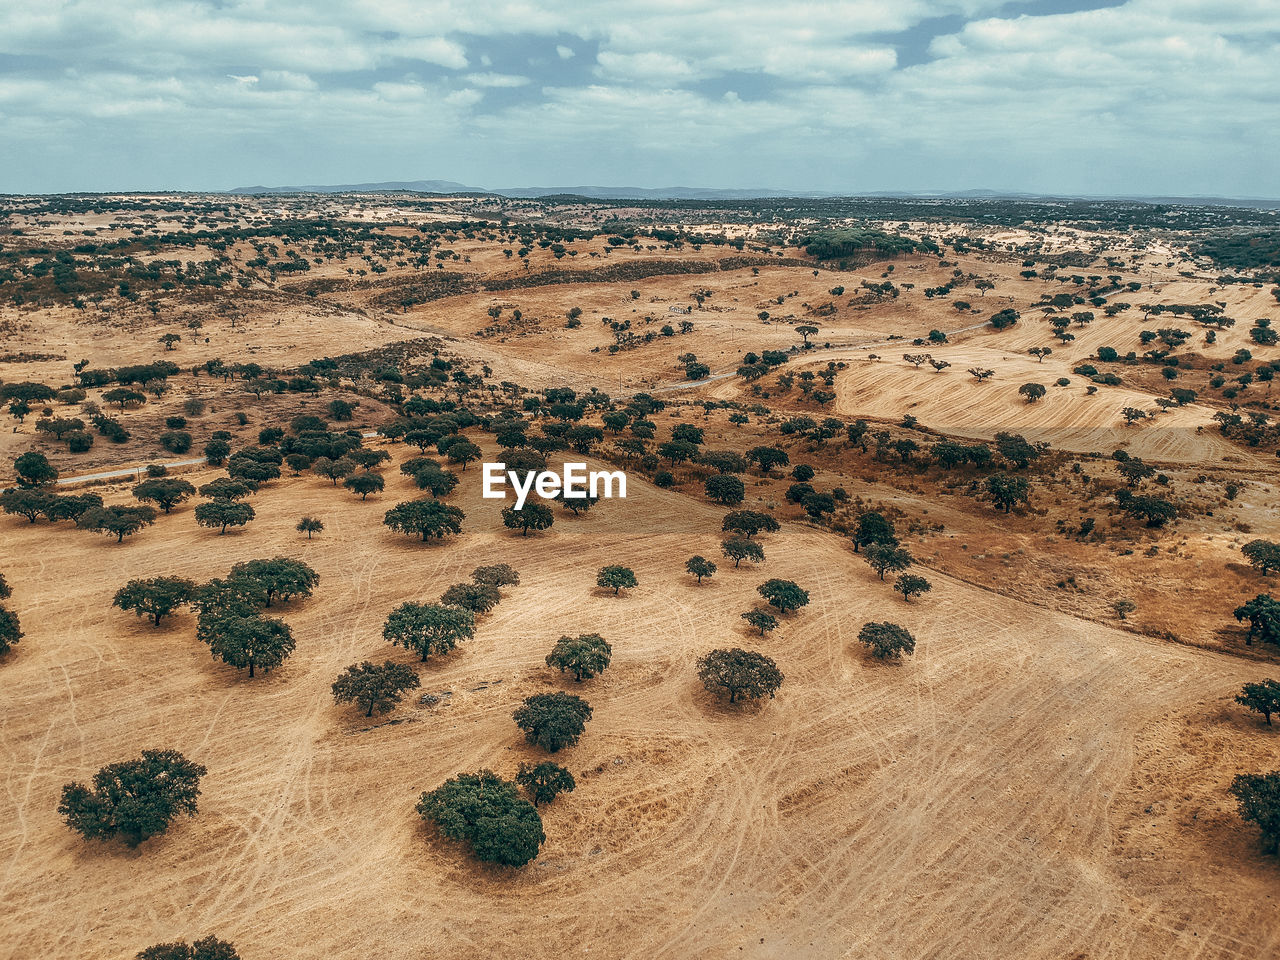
top-left (384, 499), bottom-right (465, 541)
top-left (1229, 771), bottom-right (1280, 854)
top-left (545, 633), bottom-right (612, 681)
top-left (857, 621), bottom-right (917, 660)
top-left (78, 504), bottom-right (157, 542)
top-left (12, 452), bottom-right (57, 489)
top-left (742, 609), bottom-right (778, 636)
top-left (686, 556), bottom-right (717, 583)
top-left (757, 579), bottom-right (809, 613)
top-left (513, 691), bottom-right (593, 752)
top-left (1018, 382), bottom-right (1046, 403)
top-left (864, 543), bottom-right (913, 581)
top-left (199, 478), bottom-right (253, 500)
top-left (1243, 540), bottom-right (1280, 576)
top-left (723, 510), bottom-right (779, 539)
top-left (204, 439), bottom-right (232, 466)
top-left (515, 762), bottom-right (575, 806)
top-left (597, 565), bottom-right (637, 595)
top-left (297, 516), bottom-right (323, 539)
top-left (440, 581), bottom-right (501, 614)
top-left (227, 557), bottom-right (319, 607)
top-left (704, 473), bottom-right (745, 506)
top-left (113, 577), bottom-right (197, 626)
top-left (2, 488), bottom-right (52, 523)
top-left (132, 478), bottom-right (196, 513)
top-left (1028, 347), bottom-right (1052, 363)
top-left (103, 388), bottom-right (146, 410)
top-left (412, 465), bottom-right (460, 497)
top-left (501, 503), bottom-right (554, 537)
top-left (0, 606), bottom-right (22, 656)
top-left (313, 456), bottom-right (355, 485)
top-left (852, 511), bottom-right (897, 553)
top-left (1236, 680), bottom-right (1280, 726)
top-left (343, 472), bottom-right (385, 500)
top-left (968, 367), bottom-right (995, 382)
top-left (697, 648), bottom-right (783, 703)
top-left (1121, 406), bottom-right (1148, 426)
top-left (989, 308), bottom-right (1020, 330)
top-left (1235, 595), bottom-right (1280, 646)
top-left (446, 439), bottom-right (481, 470)
top-left (0, 572), bottom-right (9, 600)
top-left (894, 573), bottom-right (931, 602)
top-left (383, 602), bottom-right (474, 662)
top-left (985, 473), bottom-right (1030, 513)
top-left (201, 614), bottom-right (294, 677)
top-left (473, 563), bottom-right (520, 588)
top-left (658, 439), bottom-right (697, 464)
top-left (58, 749), bottom-right (206, 847)
top-left (722, 537), bottom-right (765, 568)
top-left (1121, 495), bottom-right (1176, 528)
top-left (746, 446), bottom-right (789, 473)
top-left (416, 770), bottom-right (544, 867)
top-left (194, 499), bottom-right (254, 534)
top-left (136, 936), bottom-right (241, 960)
top-left (995, 432), bottom-right (1042, 469)
top-left (332, 660), bottom-right (421, 717)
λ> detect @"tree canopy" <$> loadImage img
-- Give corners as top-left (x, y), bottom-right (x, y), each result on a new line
top-left (194, 498), bottom-right (255, 534)
top-left (596, 565), bottom-right (637, 595)
top-left (1236, 679), bottom-right (1280, 726)
top-left (227, 557), bottom-right (319, 607)
top-left (545, 633), bottom-right (613, 681)
top-left (757, 579), bottom-right (809, 613)
top-left (384, 498), bottom-right (465, 541)
top-left (58, 749), bottom-right (206, 847)
top-left (135, 936), bottom-right (242, 960)
top-left (78, 504), bottom-right (157, 542)
top-left (857, 621), bottom-right (917, 660)
top-left (697, 648), bottom-right (784, 703)
top-left (1229, 771), bottom-right (1280, 854)
top-left (383, 602), bottom-right (475, 662)
top-left (515, 761), bottom-right (576, 807)
top-left (416, 769), bottom-right (545, 867)
top-left (132, 478), bottom-right (196, 513)
top-left (332, 660), bottom-right (421, 717)
top-left (113, 577), bottom-right (198, 626)
top-left (686, 555), bottom-right (717, 583)
top-left (501, 503), bottom-right (554, 537)
top-left (200, 613), bottom-right (295, 678)
top-left (513, 691), bottom-right (593, 752)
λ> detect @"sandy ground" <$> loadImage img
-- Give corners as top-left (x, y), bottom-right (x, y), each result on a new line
top-left (2, 446), bottom-right (1277, 960)
top-left (4, 210), bottom-right (1280, 959)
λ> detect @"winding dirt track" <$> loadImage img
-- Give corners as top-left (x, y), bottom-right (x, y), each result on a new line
top-left (1, 451), bottom-right (1274, 960)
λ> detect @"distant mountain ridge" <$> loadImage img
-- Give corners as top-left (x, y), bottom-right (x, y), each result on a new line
top-left (226, 179), bottom-right (1280, 208)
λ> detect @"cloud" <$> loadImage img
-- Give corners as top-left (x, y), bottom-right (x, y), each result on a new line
top-left (0, 1), bottom-right (1276, 196)
top-left (464, 72), bottom-right (531, 87)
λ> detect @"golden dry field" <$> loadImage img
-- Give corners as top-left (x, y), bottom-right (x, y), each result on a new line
top-left (3, 194), bottom-right (1280, 959)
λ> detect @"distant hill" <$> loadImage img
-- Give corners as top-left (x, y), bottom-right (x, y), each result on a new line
top-left (229, 179), bottom-right (474, 195)
top-left (226, 179), bottom-right (1280, 209)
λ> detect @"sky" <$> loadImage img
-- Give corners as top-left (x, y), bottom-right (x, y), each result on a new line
top-left (0, 0), bottom-right (1277, 197)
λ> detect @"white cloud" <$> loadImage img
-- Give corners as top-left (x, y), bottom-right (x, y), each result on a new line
top-left (0, 1), bottom-right (1276, 196)
top-left (464, 72), bottom-right (531, 87)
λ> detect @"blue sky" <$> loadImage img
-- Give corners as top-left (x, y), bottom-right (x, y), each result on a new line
top-left (1, 0), bottom-right (1276, 196)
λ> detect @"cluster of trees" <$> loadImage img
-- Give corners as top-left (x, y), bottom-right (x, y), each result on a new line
top-left (188, 558), bottom-right (318, 676)
top-left (3, 466), bottom-right (164, 543)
